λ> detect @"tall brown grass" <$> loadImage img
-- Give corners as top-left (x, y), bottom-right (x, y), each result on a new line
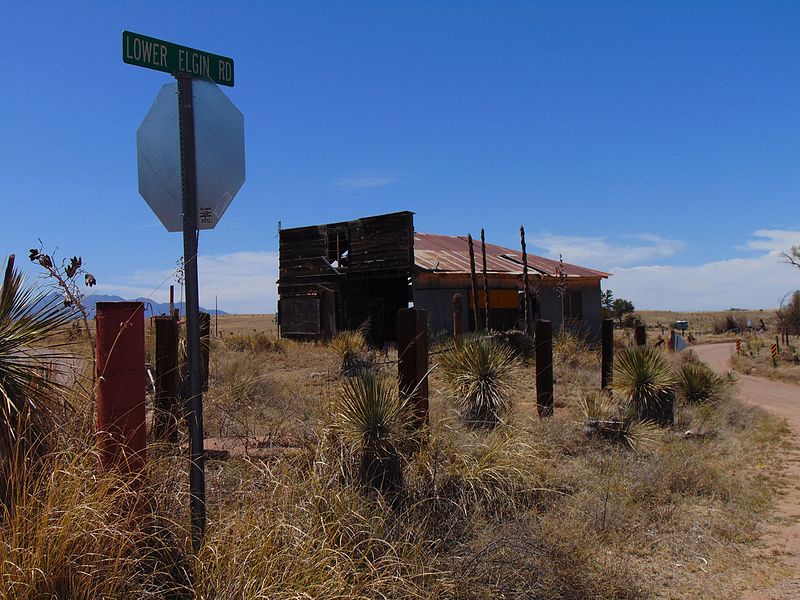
top-left (0, 307), bottom-right (789, 599)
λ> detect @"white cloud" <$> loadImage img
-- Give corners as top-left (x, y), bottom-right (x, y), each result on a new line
top-left (97, 251), bottom-right (279, 314)
top-left (743, 229), bottom-right (800, 253)
top-left (610, 230), bottom-right (800, 311)
top-left (533, 232), bottom-right (684, 269)
top-left (334, 175), bottom-right (397, 190)
top-left (531, 229), bottom-right (800, 310)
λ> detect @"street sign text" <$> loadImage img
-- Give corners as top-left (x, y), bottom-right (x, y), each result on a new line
top-left (123, 30), bottom-right (234, 87)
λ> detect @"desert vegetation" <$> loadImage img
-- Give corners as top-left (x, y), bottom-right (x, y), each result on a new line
top-left (0, 272), bottom-right (790, 598)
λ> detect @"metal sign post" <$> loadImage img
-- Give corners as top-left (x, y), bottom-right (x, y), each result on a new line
top-left (176, 74), bottom-right (206, 549)
top-left (125, 31), bottom-right (244, 552)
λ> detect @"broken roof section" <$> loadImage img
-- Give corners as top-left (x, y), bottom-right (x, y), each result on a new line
top-left (414, 232), bottom-right (609, 279)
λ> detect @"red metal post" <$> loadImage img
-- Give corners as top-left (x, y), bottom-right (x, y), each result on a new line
top-left (96, 301), bottom-right (146, 476)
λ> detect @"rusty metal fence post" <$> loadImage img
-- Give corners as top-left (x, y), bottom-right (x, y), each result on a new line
top-left (601, 319), bottom-right (614, 390)
top-left (535, 319), bottom-right (554, 418)
top-left (96, 302), bottom-right (146, 477)
top-left (398, 307), bottom-right (429, 431)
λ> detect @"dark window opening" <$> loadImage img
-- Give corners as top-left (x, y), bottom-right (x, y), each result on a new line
top-left (565, 290), bottom-right (583, 320)
top-left (327, 230), bottom-right (350, 269)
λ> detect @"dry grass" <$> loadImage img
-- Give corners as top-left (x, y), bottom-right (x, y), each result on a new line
top-left (222, 331), bottom-right (286, 353)
top-left (0, 317), bottom-right (791, 599)
top-left (214, 313), bottom-right (278, 338)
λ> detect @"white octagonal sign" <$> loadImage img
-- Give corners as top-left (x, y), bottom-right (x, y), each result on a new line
top-left (137, 80), bottom-right (245, 232)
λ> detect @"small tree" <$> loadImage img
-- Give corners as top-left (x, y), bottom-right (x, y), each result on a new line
top-left (783, 246), bottom-right (800, 269)
top-left (777, 291), bottom-right (800, 335)
top-left (611, 298), bottom-right (635, 327)
top-left (601, 289), bottom-right (614, 319)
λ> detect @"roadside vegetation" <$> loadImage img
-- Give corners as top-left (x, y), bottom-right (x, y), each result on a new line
top-left (0, 274), bottom-right (790, 599)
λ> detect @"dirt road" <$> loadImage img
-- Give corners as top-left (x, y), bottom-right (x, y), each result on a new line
top-left (694, 343), bottom-right (800, 600)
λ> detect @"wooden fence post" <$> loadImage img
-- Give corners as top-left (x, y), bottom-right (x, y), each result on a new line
top-left (634, 324), bottom-right (646, 347)
top-left (601, 319), bottom-right (614, 390)
top-left (398, 308), bottom-right (429, 431)
top-left (199, 312), bottom-right (211, 392)
top-left (535, 319), bottom-right (554, 418)
top-left (154, 315), bottom-right (180, 443)
top-left (452, 293), bottom-right (463, 340)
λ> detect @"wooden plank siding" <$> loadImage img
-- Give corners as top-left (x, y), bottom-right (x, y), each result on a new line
top-left (277, 212), bottom-right (415, 343)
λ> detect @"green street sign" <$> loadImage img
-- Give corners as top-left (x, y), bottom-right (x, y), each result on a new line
top-left (123, 30), bottom-right (234, 87)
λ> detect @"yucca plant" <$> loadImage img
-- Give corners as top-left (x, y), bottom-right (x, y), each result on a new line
top-left (440, 336), bottom-right (516, 427)
top-left (1, 257), bottom-right (75, 507)
top-left (579, 392), bottom-right (660, 450)
top-left (332, 369), bottom-right (410, 497)
top-left (678, 362), bottom-right (729, 404)
top-left (612, 347), bottom-right (677, 426)
top-left (330, 329), bottom-right (371, 376)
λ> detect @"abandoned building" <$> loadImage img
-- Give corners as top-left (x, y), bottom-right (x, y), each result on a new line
top-left (277, 211), bottom-right (609, 343)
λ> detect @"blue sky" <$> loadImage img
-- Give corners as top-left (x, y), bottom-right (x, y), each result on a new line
top-left (3, 1), bottom-right (800, 312)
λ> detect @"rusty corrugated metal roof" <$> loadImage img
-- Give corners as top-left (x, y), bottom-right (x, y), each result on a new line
top-left (414, 233), bottom-right (609, 278)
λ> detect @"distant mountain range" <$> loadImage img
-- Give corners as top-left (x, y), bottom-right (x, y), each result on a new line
top-left (38, 293), bottom-right (226, 318)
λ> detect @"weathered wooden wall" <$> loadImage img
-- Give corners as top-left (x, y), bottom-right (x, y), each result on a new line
top-left (277, 211), bottom-right (414, 342)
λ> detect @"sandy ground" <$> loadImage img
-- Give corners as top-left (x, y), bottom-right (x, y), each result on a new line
top-left (694, 343), bottom-right (800, 600)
